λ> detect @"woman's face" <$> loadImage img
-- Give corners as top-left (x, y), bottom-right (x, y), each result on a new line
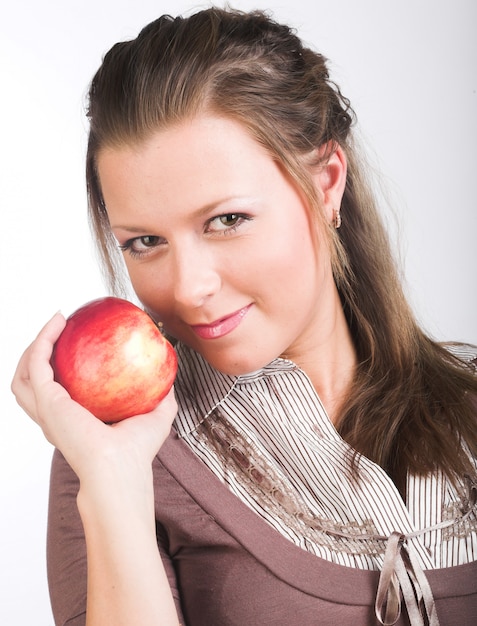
top-left (98, 115), bottom-right (344, 376)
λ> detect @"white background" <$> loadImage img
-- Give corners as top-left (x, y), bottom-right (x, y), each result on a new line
top-left (1, 1), bottom-right (476, 623)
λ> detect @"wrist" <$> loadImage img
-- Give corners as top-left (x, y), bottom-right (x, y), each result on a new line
top-left (76, 455), bottom-right (156, 528)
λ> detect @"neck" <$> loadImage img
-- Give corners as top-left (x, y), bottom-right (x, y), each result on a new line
top-left (285, 293), bottom-right (357, 426)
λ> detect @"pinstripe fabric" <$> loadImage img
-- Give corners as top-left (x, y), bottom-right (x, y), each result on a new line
top-left (174, 342), bottom-right (477, 571)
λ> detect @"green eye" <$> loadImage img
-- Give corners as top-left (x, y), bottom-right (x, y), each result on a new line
top-left (139, 236), bottom-right (160, 247)
top-left (219, 214), bottom-right (240, 227)
top-left (206, 212), bottom-right (252, 235)
top-left (118, 235), bottom-right (164, 259)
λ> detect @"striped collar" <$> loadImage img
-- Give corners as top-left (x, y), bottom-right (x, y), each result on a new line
top-left (173, 341), bottom-right (303, 436)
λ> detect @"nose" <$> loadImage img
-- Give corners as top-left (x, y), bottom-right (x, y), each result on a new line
top-left (172, 245), bottom-right (221, 309)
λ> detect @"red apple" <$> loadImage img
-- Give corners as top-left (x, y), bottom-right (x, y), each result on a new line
top-left (51, 297), bottom-right (177, 422)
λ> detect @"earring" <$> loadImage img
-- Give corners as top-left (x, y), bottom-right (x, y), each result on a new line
top-left (333, 208), bottom-right (342, 229)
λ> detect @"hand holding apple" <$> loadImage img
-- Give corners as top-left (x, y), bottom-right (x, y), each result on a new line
top-left (50, 297), bottom-right (177, 422)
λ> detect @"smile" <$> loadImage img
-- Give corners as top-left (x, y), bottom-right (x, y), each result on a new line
top-left (190, 305), bottom-right (251, 340)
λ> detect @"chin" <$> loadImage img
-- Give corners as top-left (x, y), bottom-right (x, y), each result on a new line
top-left (178, 328), bottom-right (283, 376)
top-left (201, 349), bottom-right (275, 378)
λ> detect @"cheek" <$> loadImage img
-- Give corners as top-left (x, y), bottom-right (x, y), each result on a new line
top-left (236, 214), bottom-right (318, 303)
top-left (126, 265), bottom-right (173, 319)
top-left (271, 224), bottom-right (318, 280)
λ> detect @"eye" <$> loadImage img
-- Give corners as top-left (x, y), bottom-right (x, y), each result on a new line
top-left (118, 235), bottom-right (164, 258)
top-left (218, 214), bottom-right (241, 228)
top-left (206, 213), bottom-right (250, 234)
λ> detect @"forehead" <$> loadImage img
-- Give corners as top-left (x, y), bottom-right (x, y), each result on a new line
top-left (98, 114), bottom-right (260, 159)
top-left (96, 115), bottom-right (282, 207)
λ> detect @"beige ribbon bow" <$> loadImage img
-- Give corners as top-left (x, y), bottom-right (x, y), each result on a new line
top-left (375, 475), bottom-right (476, 626)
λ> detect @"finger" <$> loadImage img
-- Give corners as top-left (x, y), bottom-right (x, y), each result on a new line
top-left (11, 312), bottom-right (67, 418)
top-left (12, 311), bottom-right (66, 385)
top-left (28, 312), bottom-right (67, 387)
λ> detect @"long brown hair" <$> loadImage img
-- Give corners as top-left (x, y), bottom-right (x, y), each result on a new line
top-left (85, 7), bottom-right (477, 494)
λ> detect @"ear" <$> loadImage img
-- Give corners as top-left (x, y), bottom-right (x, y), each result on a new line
top-left (311, 144), bottom-right (347, 224)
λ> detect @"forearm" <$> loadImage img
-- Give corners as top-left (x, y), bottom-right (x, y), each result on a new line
top-left (11, 313), bottom-right (180, 624)
top-left (77, 463), bottom-right (180, 626)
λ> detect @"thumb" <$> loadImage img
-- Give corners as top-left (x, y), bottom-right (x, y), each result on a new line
top-left (111, 386), bottom-right (178, 459)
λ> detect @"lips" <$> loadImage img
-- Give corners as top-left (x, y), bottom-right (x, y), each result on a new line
top-left (191, 305), bottom-right (251, 340)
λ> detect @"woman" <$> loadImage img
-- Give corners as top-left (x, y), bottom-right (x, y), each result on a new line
top-left (12, 7), bottom-right (477, 626)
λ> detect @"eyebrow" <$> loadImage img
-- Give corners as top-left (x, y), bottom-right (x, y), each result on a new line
top-left (110, 225), bottom-right (154, 234)
top-left (109, 196), bottom-right (260, 233)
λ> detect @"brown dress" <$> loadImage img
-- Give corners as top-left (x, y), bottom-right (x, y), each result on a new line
top-left (47, 430), bottom-right (477, 626)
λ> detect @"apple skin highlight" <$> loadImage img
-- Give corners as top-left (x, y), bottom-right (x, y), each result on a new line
top-left (51, 297), bottom-right (177, 422)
